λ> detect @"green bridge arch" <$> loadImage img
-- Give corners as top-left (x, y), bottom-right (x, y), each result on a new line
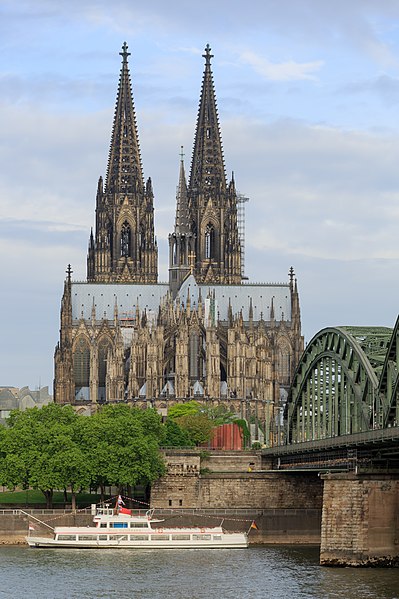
top-left (287, 319), bottom-right (399, 443)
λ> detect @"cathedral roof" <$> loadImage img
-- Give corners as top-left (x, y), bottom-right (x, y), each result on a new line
top-left (71, 282), bottom-right (168, 321)
top-left (177, 274), bottom-right (291, 322)
top-left (71, 277), bottom-right (292, 323)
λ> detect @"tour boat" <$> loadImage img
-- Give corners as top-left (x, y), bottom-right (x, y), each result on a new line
top-left (26, 505), bottom-right (248, 549)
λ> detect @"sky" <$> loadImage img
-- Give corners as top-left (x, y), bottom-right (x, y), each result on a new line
top-left (2, 0), bottom-right (399, 390)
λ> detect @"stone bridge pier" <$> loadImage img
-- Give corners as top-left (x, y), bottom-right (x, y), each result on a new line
top-left (320, 473), bottom-right (399, 566)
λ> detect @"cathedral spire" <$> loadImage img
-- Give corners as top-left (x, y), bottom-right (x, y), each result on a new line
top-left (189, 44), bottom-right (226, 197)
top-left (175, 146), bottom-right (190, 234)
top-left (105, 42), bottom-right (144, 196)
top-left (87, 44), bottom-right (158, 284)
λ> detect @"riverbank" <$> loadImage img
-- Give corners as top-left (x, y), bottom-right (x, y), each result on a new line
top-left (0, 508), bottom-right (321, 546)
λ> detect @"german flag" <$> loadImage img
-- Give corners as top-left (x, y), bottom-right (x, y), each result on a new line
top-left (250, 521), bottom-right (258, 530)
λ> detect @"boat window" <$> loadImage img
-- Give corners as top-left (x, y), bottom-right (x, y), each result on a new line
top-left (129, 535), bottom-right (149, 541)
top-left (112, 522), bottom-right (128, 528)
top-left (78, 535), bottom-right (95, 541)
top-left (100, 523), bottom-right (107, 528)
top-left (109, 534), bottom-right (128, 541)
top-left (152, 535), bottom-right (169, 541)
top-left (192, 534), bottom-right (211, 540)
top-left (98, 535), bottom-right (108, 541)
top-left (129, 522), bottom-right (149, 528)
top-left (58, 535), bottom-right (77, 541)
top-left (171, 534), bottom-right (191, 541)
top-left (213, 535), bottom-right (222, 540)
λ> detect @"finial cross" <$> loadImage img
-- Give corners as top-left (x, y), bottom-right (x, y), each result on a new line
top-left (180, 145), bottom-right (185, 161)
top-left (120, 42), bottom-right (131, 63)
top-left (66, 264), bottom-right (73, 282)
top-left (203, 44), bottom-right (213, 65)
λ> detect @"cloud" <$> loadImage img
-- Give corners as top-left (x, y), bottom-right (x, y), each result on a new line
top-left (220, 118), bottom-right (399, 264)
top-left (239, 50), bottom-right (324, 82)
top-left (343, 74), bottom-right (399, 106)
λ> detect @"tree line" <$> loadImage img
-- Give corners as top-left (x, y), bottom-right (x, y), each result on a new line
top-left (0, 401), bottom-right (240, 508)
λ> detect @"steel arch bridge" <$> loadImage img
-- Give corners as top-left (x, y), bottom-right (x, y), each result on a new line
top-left (287, 317), bottom-right (399, 444)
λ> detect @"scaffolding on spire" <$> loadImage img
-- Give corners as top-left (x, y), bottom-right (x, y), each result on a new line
top-left (237, 193), bottom-right (249, 280)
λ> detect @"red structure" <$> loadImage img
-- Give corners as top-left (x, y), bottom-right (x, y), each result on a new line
top-left (210, 423), bottom-right (243, 450)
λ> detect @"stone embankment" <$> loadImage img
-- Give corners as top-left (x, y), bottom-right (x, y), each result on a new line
top-left (0, 508), bottom-right (321, 546)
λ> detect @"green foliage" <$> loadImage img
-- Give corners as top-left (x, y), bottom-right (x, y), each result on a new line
top-left (79, 405), bottom-right (166, 491)
top-left (251, 441), bottom-right (262, 450)
top-left (175, 413), bottom-right (213, 446)
top-left (201, 405), bottom-right (235, 426)
top-left (0, 489), bottom-right (102, 506)
top-left (199, 450), bottom-right (210, 460)
top-left (233, 418), bottom-right (250, 448)
top-left (199, 467), bottom-right (212, 475)
top-left (0, 404), bottom-right (166, 508)
top-left (167, 401), bottom-right (201, 420)
top-left (163, 419), bottom-right (194, 447)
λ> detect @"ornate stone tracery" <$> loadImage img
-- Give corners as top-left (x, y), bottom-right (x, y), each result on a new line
top-left (54, 44), bottom-right (304, 437)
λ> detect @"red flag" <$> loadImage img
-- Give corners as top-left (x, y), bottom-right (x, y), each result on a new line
top-left (119, 506), bottom-right (132, 515)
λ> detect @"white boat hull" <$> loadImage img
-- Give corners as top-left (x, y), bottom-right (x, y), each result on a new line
top-left (25, 505), bottom-right (249, 550)
top-left (26, 535), bottom-right (248, 549)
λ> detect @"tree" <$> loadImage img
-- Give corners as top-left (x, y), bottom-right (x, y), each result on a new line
top-left (0, 404), bottom-right (167, 508)
top-left (175, 413), bottom-right (214, 446)
top-left (202, 405), bottom-right (235, 426)
top-left (163, 419), bottom-right (194, 447)
top-left (167, 401), bottom-right (201, 420)
top-left (0, 405), bottom-right (80, 507)
top-left (82, 405), bottom-right (166, 496)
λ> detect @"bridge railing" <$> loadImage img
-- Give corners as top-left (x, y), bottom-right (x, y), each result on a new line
top-left (263, 426), bottom-right (399, 456)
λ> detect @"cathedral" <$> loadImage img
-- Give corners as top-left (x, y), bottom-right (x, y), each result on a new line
top-left (54, 43), bottom-right (303, 432)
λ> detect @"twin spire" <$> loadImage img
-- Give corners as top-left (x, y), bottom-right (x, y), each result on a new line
top-left (189, 43), bottom-right (227, 197)
top-left (105, 41), bottom-right (144, 196)
top-left (88, 42), bottom-right (235, 286)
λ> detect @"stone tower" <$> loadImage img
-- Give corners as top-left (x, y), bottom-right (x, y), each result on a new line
top-left (87, 43), bottom-right (158, 283)
top-left (169, 45), bottom-right (241, 294)
top-left (55, 43), bottom-right (304, 443)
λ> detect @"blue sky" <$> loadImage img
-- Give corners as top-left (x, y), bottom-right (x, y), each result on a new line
top-left (2, 0), bottom-right (399, 389)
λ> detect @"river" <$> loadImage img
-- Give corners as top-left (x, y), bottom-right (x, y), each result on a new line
top-left (0, 545), bottom-right (398, 599)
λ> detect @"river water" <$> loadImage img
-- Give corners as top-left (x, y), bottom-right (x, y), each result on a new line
top-left (0, 545), bottom-right (398, 599)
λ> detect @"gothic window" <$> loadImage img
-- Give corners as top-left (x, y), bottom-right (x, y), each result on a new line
top-left (107, 222), bottom-right (113, 259)
top-left (278, 341), bottom-right (292, 386)
top-left (120, 221), bottom-right (131, 258)
top-left (98, 338), bottom-right (111, 402)
top-left (205, 224), bottom-right (215, 259)
top-left (73, 338), bottom-right (90, 401)
top-left (180, 237), bottom-right (186, 265)
top-left (140, 225), bottom-right (146, 249)
top-left (189, 332), bottom-right (199, 379)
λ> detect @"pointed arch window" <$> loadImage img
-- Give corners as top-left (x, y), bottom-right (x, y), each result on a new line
top-left (98, 338), bottom-right (111, 402)
top-left (205, 224), bottom-right (215, 259)
top-left (189, 332), bottom-right (199, 379)
top-left (278, 341), bottom-right (292, 386)
top-left (120, 221), bottom-right (131, 257)
top-left (73, 338), bottom-right (90, 401)
top-left (180, 237), bottom-right (186, 265)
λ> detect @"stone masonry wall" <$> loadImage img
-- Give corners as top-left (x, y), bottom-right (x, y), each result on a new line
top-left (320, 473), bottom-right (399, 566)
top-left (151, 451), bottom-right (322, 510)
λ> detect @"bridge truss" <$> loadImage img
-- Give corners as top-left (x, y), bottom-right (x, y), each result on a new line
top-left (287, 318), bottom-right (399, 444)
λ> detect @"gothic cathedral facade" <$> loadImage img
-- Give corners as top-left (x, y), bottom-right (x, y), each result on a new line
top-left (54, 44), bottom-right (304, 433)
